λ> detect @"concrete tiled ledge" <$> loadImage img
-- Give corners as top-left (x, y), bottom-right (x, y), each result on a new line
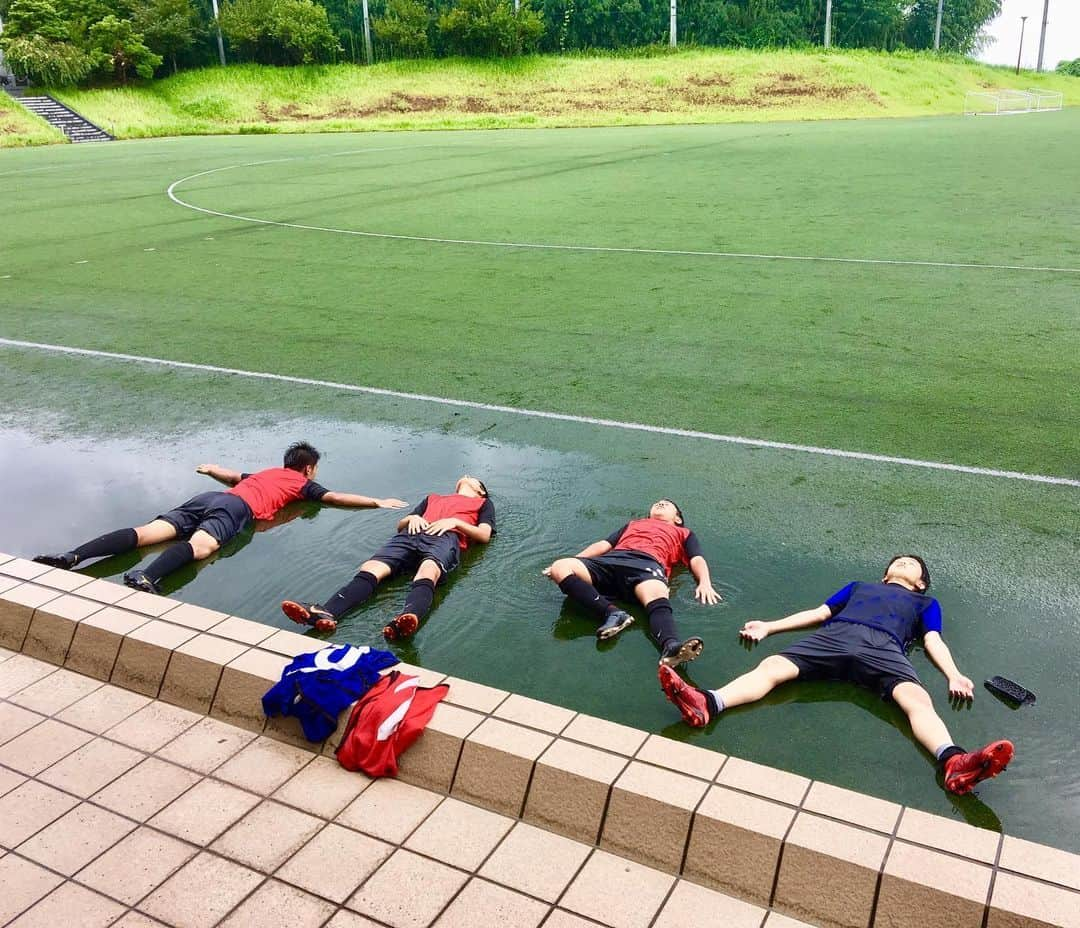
top-left (1, 553), bottom-right (1078, 928)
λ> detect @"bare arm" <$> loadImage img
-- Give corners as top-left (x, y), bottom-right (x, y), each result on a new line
top-left (423, 519), bottom-right (493, 544)
top-left (740, 603), bottom-right (832, 642)
top-left (575, 540), bottom-right (613, 559)
top-left (689, 555), bottom-right (721, 605)
top-left (321, 492), bottom-right (408, 510)
top-left (196, 464), bottom-right (243, 486)
top-left (923, 631), bottom-right (975, 699)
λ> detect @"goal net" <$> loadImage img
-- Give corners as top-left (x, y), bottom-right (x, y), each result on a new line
top-left (964, 89), bottom-right (1064, 116)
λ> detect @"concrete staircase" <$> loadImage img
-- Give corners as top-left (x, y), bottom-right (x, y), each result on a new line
top-left (6, 89), bottom-right (112, 143)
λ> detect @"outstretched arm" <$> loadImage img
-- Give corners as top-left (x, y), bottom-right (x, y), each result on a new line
top-left (197, 464), bottom-right (243, 486)
top-left (575, 539), bottom-right (613, 559)
top-left (740, 603), bottom-right (832, 642)
top-left (321, 492), bottom-right (408, 510)
top-left (689, 555), bottom-right (721, 605)
top-left (923, 631), bottom-right (975, 699)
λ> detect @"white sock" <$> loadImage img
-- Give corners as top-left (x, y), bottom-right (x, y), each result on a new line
top-left (934, 743), bottom-right (956, 760)
top-left (709, 690), bottom-right (726, 713)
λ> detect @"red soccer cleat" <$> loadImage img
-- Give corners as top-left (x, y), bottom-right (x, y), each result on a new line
top-left (282, 601), bottom-right (338, 634)
top-left (382, 612), bottom-right (419, 641)
top-left (943, 740), bottom-right (1014, 795)
top-left (658, 665), bottom-right (711, 728)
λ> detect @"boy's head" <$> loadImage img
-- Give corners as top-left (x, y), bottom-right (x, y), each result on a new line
top-left (455, 475), bottom-right (489, 498)
top-left (649, 499), bottom-right (684, 526)
top-left (283, 441), bottom-right (321, 478)
top-left (884, 554), bottom-right (930, 592)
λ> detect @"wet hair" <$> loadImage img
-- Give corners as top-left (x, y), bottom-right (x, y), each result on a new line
top-left (283, 441), bottom-right (321, 472)
top-left (887, 554), bottom-right (930, 591)
top-left (474, 478), bottom-right (489, 498)
top-left (660, 499), bottom-right (685, 525)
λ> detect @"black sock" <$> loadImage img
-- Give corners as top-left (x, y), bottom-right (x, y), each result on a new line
top-left (403, 578), bottom-right (436, 619)
top-left (143, 541), bottom-right (194, 583)
top-left (646, 598), bottom-right (679, 651)
top-left (937, 745), bottom-right (966, 768)
top-left (71, 528), bottom-right (139, 563)
top-left (323, 570), bottom-right (380, 618)
top-left (558, 575), bottom-right (615, 618)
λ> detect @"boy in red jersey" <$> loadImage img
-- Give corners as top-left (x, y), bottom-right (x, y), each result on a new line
top-left (545, 499), bottom-right (720, 667)
top-left (34, 442), bottom-right (407, 594)
top-left (282, 475), bottom-right (494, 638)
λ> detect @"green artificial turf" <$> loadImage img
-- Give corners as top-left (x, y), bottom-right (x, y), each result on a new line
top-left (1, 112), bottom-right (1078, 479)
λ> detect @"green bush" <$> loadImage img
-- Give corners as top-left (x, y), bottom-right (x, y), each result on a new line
top-left (88, 15), bottom-right (161, 81)
top-left (373, 0), bottom-right (431, 59)
top-left (0, 32), bottom-right (95, 83)
top-left (219, 0), bottom-right (341, 64)
top-left (438, 0), bottom-right (544, 57)
top-left (1056, 57), bottom-right (1080, 77)
top-left (131, 0), bottom-right (203, 73)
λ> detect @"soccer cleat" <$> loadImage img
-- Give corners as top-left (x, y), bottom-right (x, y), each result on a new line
top-left (596, 609), bottom-right (635, 640)
top-left (659, 636), bottom-right (704, 668)
top-left (658, 665), bottom-right (711, 727)
top-left (123, 569), bottom-right (160, 595)
top-left (282, 601), bottom-right (338, 633)
top-left (383, 612), bottom-right (419, 641)
top-left (33, 552), bottom-right (78, 570)
top-left (943, 739), bottom-right (1015, 795)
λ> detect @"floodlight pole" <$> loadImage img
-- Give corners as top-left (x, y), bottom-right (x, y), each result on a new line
top-left (1015, 15), bottom-right (1027, 74)
top-left (1036, 0), bottom-right (1050, 71)
top-left (823, 0), bottom-right (832, 48)
top-left (669, 0), bottom-right (676, 46)
top-left (361, 0), bottom-right (373, 64)
top-left (933, 0), bottom-right (944, 50)
top-left (209, 0), bottom-right (226, 67)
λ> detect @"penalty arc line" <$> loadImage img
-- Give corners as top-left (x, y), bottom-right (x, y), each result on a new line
top-left (166, 161), bottom-right (1080, 275)
top-left (1, 337), bottom-right (1077, 488)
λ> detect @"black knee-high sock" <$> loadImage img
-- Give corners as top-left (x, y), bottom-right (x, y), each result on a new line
top-left (323, 570), bottom-right (380, 618)
top-left (558, 575), bottom-right (616, 618)
top-left (402, 578), bottom-right (436, 619)
top-left (70, 528), bottom-right (139, 564)
top-left (143, 541), bottom-right (195, 583)
top-left (647, 598), bottom-right (679, 651)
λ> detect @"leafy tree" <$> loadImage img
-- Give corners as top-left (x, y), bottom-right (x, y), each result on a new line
top-left (1056, 57), bottom-right (1080, 77)
top-left (904, 0), bottom-right (1000, 53)
top-left (88, 14), bottom-right (161, 80)
top-left (373, 0), bottom-right (432, 58)
top-left (438, 0), bottom-right (543, 56)
top-left (3, 0), bottom-right (70, 39)
top-left (132, 0), bottom-right (202, 72)
top-left (0, 32), bottom-right (94, 82)
top-left (219, 0), bottom-right (340, 63)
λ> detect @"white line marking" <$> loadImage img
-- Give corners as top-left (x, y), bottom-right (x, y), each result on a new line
top-left (1, 337), bottom-right (1076, 487)
top-left (167, 160), bottom-right (1080, 275)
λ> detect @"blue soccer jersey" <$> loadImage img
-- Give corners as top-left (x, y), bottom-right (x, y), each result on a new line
top-left (824, 581), bottom-right (942, 652)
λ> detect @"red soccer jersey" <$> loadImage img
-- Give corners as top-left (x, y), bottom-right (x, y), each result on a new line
top-left (419, 493), bottom-right (492, 550)
top-left (227, 467), bottom-right (324, 521)
top-left (611, 518), bottom-right (694, 577)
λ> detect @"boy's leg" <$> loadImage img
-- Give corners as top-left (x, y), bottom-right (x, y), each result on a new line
top-left (385, 559), bottom-right (443, 640)
top-left (283, 558), bottom-right (393, 633)
top-left (635, 580), bottom-right (703, 667)
top-left (35, 519), bottom-right (176, 570)
top-left (659, 654), bottom-right (800, 727)
top-left (125, 525), bottom-right (224, 594)
top-left (549, 557), bottom-right (633, 638)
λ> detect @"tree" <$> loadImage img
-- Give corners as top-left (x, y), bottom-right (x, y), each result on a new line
top-left (88, 14), bottom-right (161, 81)
top-left (219, 0), bottom-right (340, 64)
top-left (0, 33), bottom-right (94, 83)
top-left (373, 0), bottom-right (432, 58)
top-left (132, 0), bottom-right (202, 73)
top-left (438, 0), bottom-right (544, 57)
top-left (904, 0), bottom-right (1000, 53)
top-left (1056, 57), bottom-right (1080, 77)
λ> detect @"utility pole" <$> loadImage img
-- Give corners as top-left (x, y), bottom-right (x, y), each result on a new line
top-left (933, 0), bottom-right (944, 50)
top-left (1036, 0), bottom-right (1050, 71)
top-left (824, 0), bottom-right (832, 48)
top-left (669, 0), bottom-right (676, 47)
top-left (1015, 15), bottom-right (1027, 75)
top-left (209, 0), bottom-right (226, 66)
top-left (361, 0), bottom-right (373, 64)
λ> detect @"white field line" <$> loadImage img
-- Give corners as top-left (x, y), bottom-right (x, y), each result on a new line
top-left (1, 337), bottom-right (1077, 488)
top-left (166, 160), bottom-right (1080, 275)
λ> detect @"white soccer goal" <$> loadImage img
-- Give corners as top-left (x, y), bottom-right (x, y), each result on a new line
top-left (964, 89), bottom-right (1064, 116)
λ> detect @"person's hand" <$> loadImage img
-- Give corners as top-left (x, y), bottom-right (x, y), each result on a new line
top-left (378, 498), bottom-right (409, 509)
top-left (423, 518), bottom-right (459, 536)
top-left (195, 464), bottom-right (213, 474)
top-left (695, 583), bottom-right (721, 605)
top-left (739, 620), bottom-right (770, 642)
top-left (404, 515), bottom-right (429, 534)
top-left (948, 675), bottom-right (975, 700)
top-left (541, 564), bottom-right (554, 577)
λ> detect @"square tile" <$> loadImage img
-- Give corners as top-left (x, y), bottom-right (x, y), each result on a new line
top-left (654, 879), bottom-right (766, 928)
top-left (561, 850), bottom-right (675, 928)
top-left (396, 701), bottom-right (483, 795)
top-left (37, 736), bottom-right (144, 797)
top-left (0, 766), bottom-right (26, 798)
top-left (10, 667), bottom-right (102, 716)
top-left (160, 602), bottom-right (229, 632)
top-left (211, 648), bottom-right (289, 733)
top-left (999, 835), bottom-right (1080, 891)
top-left (493, 693), bottom-right (576, 734)
top-left (22, 595), bottom-right (103, 665)
top-left (877, 841), bottom-right (992, 928)
top-left (0, 780), bottom-right (80, 846)
top-left (0, 702), bottom-right (45, 745)
top-left (896, 807), bottom-right (1001, 864)
top-left (716, 756), bottom-right (810, 806)
top-left (432, 878), bottom-right (547, 928)
top-left (0, 717), bottom-right (94, 775)
top-left (479, 822), bottom-right (591, 903)
top-left (347, 849), bottom-right (468, 928)
top-left (18, 802), bottom-right (137, 876)
top-left (77, 826), bottom-right (199, 905)
top-left (117, 590), bottom-right (179, 618)
top-left (0, 654), bottom-right (58, 699)
top-left (209, 616), bottom-right (276, 646)
top-left (74, 579), bottom-right (132, 605)
top-left (544, 913), bottom-right (601, 928)
top-left (988, 872), bottom-right (1080, 928)
top-left (158, 715), bottom-right (258, 774)
top-left (452, 718), bottom-right (553, 818)
top-left (272, 755), bottom-right (372, 820)
top-left (139, 851), bottom-right (263, 928)
top-left (0, 854), bottom-right (64, 924)
top-left (337, 777), bottom-right (442, 844)
top-left (92, 757), bottom-right (202, 821)
top-left (259, 629), bottom-right (326, 658)
top-left (635, 734), bottom-right (725, 781)
top-left (562, 713), bottom-right (649, 756)
top-left (389, 662), bottom-right (447, 688)
top-left (211, 799), bottom-right (324, 872)
top-left (6, 882), bottom-right (126, 928)
top-left (443, 677), bottom-right (510, 714)
top-left (66, 606), bottom-right (150, 681)
top-left (326, 914), bottom-right (387, 928)
top-left (160, 633), bottom-right (247, 715)
top-left (112, 620), bottom-right (196, 697)
top-left (0, 558), bottom-right (52, 581)
top-left (804, 781), bottom-right (903, 834)
top-left (405, 797), bottom-right (514, 870)
top-left (32, 568), bottom-right (94, 592)
top-left (277, 823), bottom-right (393, 904)
top-left (219, 880), bottom-right (335, 928)
top-left (105, 700), bottom-right (202, 753)
top-left (150, 778), bottom-right (262, 846)
top-left (57, 684), bottom-right (151, 733)
top-left (216, 735), bottom-right (314, 795)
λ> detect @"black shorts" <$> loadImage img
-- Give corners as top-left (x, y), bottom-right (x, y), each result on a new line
top-left (157, 491), bottom-right (253, 546)
top-left (578, 550), bottom-right (667, 600)
top-left (369, 532), bottom-right (460, 580)
top-left (779, 622), bottom-right (923, 699)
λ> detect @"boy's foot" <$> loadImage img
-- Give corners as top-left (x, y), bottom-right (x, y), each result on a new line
top-left (659, 636), bottom-right (704, 668)
top-left (33, 553), bottom-right (78, 570)
top-left (658, 665), bottom-right (711, 727)
top-left (123, 570), bottom-right (160, 595)
top-left (943, 740), bottom-right (1014, 795)
top-left (383, 613), bottom-right (419, 641)
top-left (597, 609), bottom-right (634, 640)
top-left (281, 601), bottom-right (338, 633)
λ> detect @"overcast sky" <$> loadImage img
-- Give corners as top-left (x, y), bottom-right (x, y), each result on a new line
top-left (976, 0), bottom-right (1079, 70)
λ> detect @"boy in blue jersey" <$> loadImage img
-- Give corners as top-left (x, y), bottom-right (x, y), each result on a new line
top-left (659, 555), bottom-right (1014, 795)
